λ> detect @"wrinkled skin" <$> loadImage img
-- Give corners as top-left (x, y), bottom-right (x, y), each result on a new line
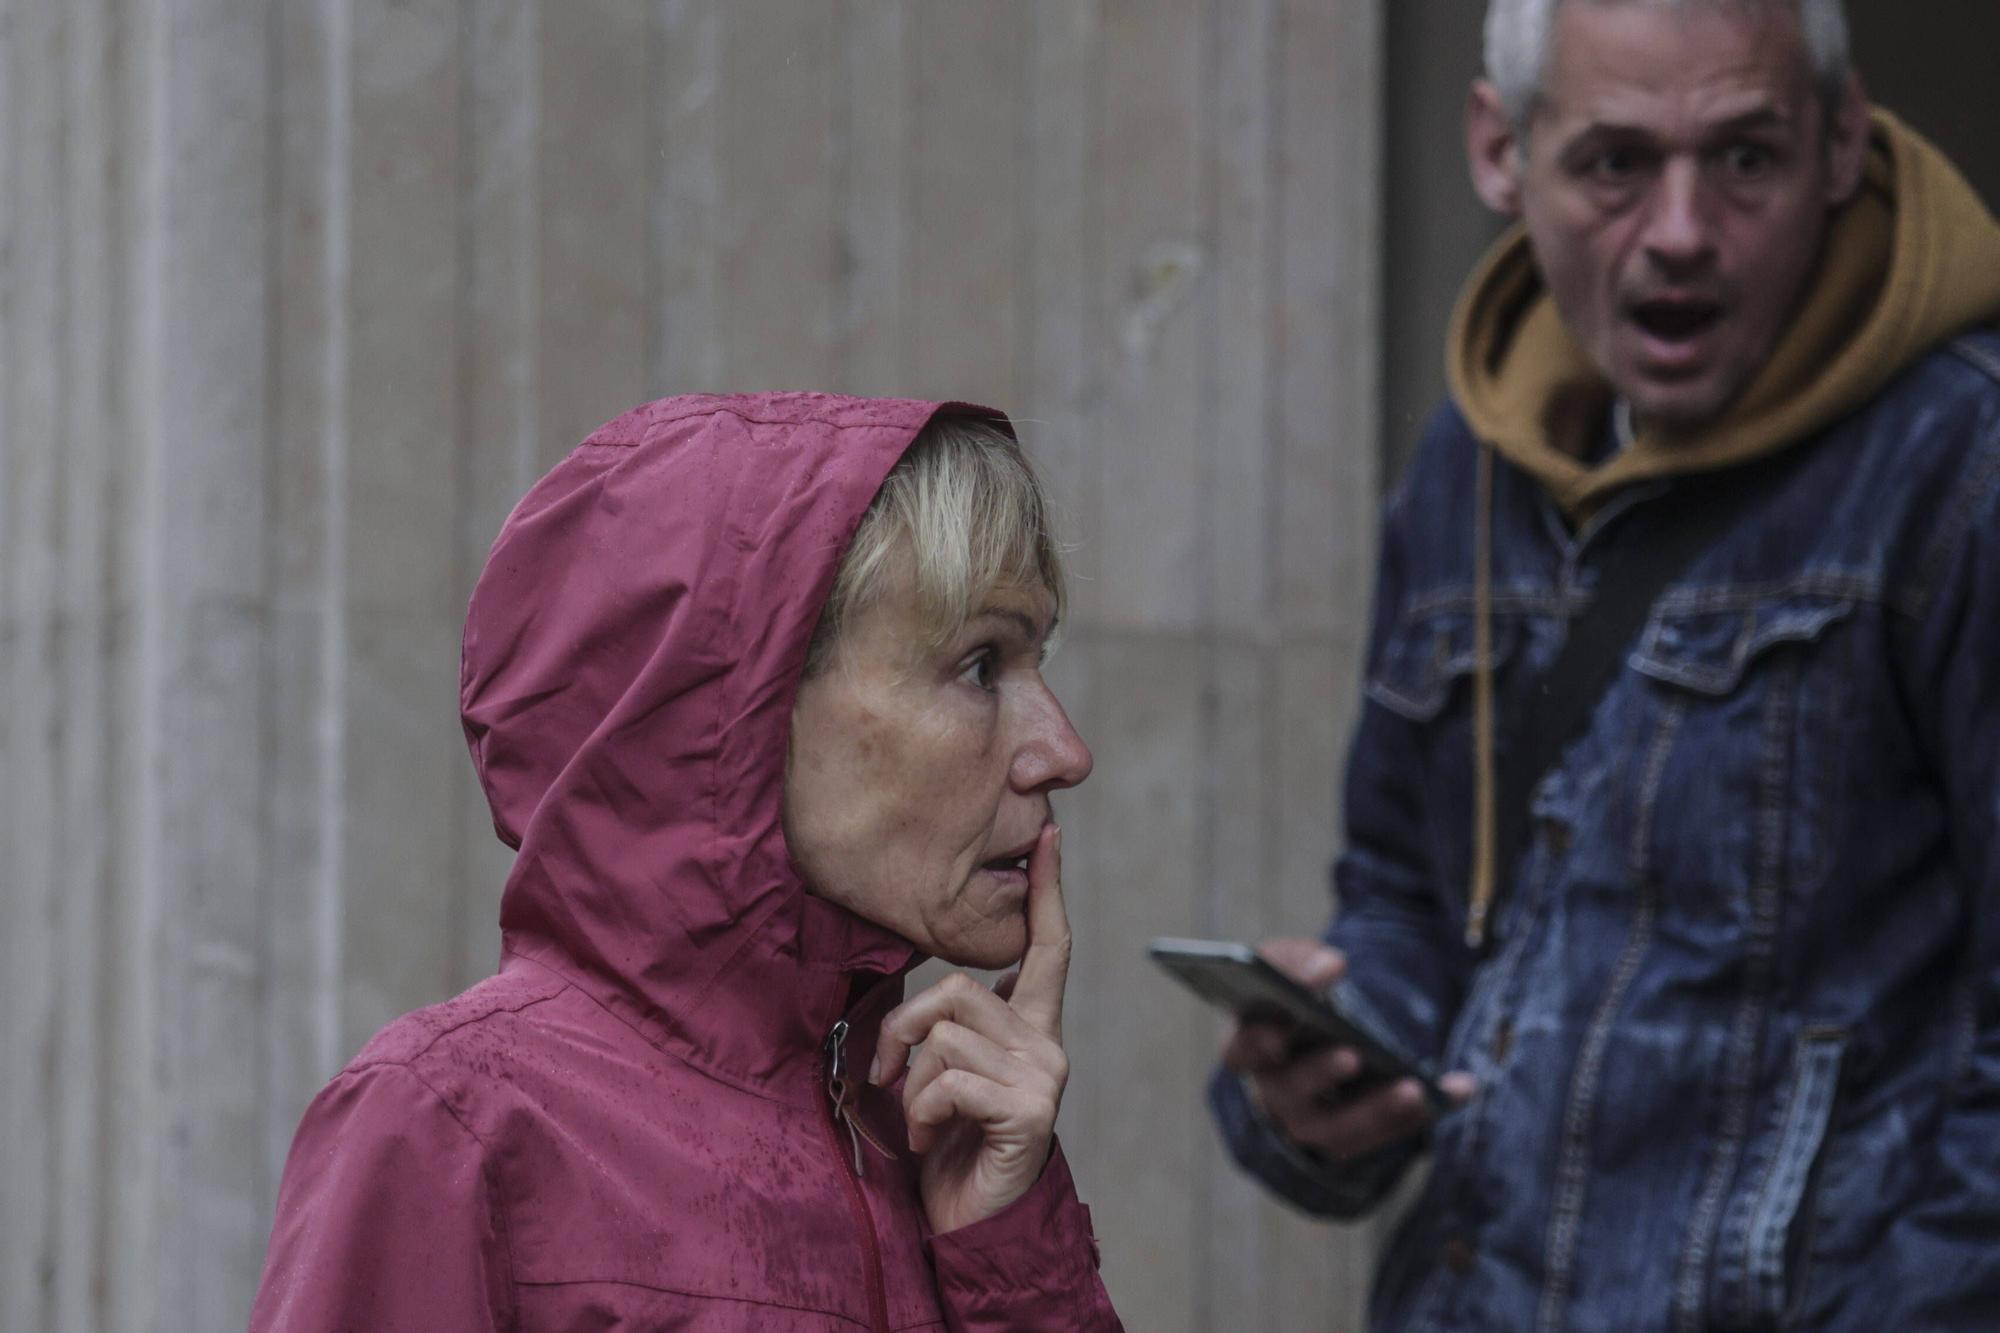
top-left (787, 571), bottom-right (1092, 1232)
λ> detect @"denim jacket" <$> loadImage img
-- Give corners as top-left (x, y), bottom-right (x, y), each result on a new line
top-left (1212, 330), bottom-right (2000, 1331)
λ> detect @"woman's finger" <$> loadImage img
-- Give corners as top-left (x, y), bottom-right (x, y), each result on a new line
top-left (906, 1068), bottom-right (1051, 1148)
top-left (872, 971), bottom-right (1048, 1087)
top-left (1005, 824), bottom-right (1070, 1039)
top-left (901, 1020), bottom-right (1040, 1115)
top-left (900, 1021), bottom-right (1052, 1147)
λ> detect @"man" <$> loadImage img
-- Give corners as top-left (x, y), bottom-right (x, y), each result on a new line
top-left (1210, 1), bottom-right (2000, 1327)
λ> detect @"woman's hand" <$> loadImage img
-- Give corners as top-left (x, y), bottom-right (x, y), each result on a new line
top-left (871, 823), bottom-right (1071, 1234)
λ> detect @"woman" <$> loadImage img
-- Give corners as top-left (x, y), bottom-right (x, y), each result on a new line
top-left (249, 395), bottom-right (1122, 1330)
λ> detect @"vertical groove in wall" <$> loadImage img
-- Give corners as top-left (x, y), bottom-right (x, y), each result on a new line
top-left (830, 0), bottom-right (908, 394)
top-left (650, 0), bottom-right (720, 393)
top-left (255, 0), bottom-right (286, 1237)
top-left (452, 0), bottom-right (539, 988)
top-left (318, 0), bottom-right (352, 1093)
top-left (120, 0), bottom-right (168, 1320)
top-left (61, 0), bottom-right (117, 1323)
top-left (5, 5), bottom-right (60, 1327)
top-left (96, 1), bottom-right (133, 1309)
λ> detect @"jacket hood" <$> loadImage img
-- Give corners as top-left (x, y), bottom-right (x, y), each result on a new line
top-left (1447, 109), bottom-right (2000, 516)
top-left (460, 394), bottom-right (999, 1096)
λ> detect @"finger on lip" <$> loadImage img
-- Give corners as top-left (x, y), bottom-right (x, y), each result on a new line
top-left (1007, 824), bottom-right (1069, 1035)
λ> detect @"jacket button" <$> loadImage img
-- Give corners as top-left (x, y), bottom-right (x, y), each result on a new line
top-left (1440, 1236), bottom-right (1476, 1274)
top-left (1541, 818), bottom-right (1572, 857)
top-left (1491, 1019), bottom-right (1514, 1062)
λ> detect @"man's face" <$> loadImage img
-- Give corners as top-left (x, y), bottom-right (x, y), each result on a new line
top-left (1471, 2), bottom-right (1867, 431)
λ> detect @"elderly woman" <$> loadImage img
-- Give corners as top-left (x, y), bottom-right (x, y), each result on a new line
top-left (249, 395), bottom-right (1122, 1331)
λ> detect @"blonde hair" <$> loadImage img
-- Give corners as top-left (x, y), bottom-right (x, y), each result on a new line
top-left (805, 415), bottom-right (1066, 676)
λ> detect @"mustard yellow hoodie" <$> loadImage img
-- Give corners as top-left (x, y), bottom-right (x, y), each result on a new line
top-left (1446, 110), bottom-right (2000, 947)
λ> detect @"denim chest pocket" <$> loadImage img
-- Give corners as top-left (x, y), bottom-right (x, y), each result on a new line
top-left (1630, 593), bottom-right (1857, 696)
top-left (1628, 589), bottom-right (1860, 898)
top-left (1366, 607), bottom-right (1520, 723)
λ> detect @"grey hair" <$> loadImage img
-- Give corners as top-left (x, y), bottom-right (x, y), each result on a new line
top-left (804, 415), bottom-right (1066, 677)
top-left (1485, 0), bottom-right (1851, 126)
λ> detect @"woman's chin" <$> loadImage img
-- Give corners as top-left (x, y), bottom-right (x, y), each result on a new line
top-left (929, 920), bottom-right (1028, 972)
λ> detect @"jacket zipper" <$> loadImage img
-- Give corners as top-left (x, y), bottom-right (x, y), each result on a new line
top-left (820, 1018), bottom-right (891, 1333)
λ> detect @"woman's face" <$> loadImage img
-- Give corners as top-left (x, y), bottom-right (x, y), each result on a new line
top-left (784, 572), bottom-right (1093, 969)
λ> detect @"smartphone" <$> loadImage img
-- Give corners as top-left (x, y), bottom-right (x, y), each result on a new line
top-left (1148, 936), bottom-right (1451, 1112)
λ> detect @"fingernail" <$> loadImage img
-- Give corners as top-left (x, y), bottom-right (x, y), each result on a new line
top-left (1053, 826), bottom-right (1063, 854)
top-left (867, 1054), bottom-right (882, 1085)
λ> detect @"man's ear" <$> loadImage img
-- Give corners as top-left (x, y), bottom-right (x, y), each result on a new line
top-left (1466, 79), bottom-right (1525, 216)
top-left (1824, 72), bottom-right (1871, 206)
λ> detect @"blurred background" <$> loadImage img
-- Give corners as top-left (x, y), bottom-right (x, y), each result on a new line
top-left (2, 2), bottom-right (1992, 1330)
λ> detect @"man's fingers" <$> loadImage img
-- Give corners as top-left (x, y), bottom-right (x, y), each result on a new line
top-left (1220, 1022), bottom-right (1295, 1074)
top-left (1257, 938), bottom-right (1346, 991)
top-left (1285, 1078), bottom-right (1435, 1159)
top-left (1006, 823), bottom-right (1070, 1039)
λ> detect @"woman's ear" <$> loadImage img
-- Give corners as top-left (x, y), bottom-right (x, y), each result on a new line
top-left (1466, 79), bottom-right (1526, 217)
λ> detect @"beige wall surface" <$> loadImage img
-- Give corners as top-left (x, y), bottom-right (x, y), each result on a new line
top-left (0, 1), bottom-right (1387, 1329)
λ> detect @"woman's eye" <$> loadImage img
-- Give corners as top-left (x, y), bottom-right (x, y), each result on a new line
top-left (958, 650), bottom-right (999, 693)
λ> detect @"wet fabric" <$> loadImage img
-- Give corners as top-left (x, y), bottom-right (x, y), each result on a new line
top-left (250, 394), bottom-right (1121, 1331)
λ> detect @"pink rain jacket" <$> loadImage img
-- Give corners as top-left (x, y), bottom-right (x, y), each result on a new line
top-left (249, 395), bottom-right (1122, 1331)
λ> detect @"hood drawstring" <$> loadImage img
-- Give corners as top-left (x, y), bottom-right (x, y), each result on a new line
top-left (1467, 443), bottom-right (1499, 950)
top-left (825, 1020), bottom-right (896, 1176)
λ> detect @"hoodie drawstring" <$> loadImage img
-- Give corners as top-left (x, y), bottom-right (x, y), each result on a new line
top-left (1467, 443), bottom-right (1499, 950)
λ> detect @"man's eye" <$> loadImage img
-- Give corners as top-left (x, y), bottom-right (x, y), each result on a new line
top-left (1722, 142), bottom-right (1776, 179)
top-left (1585, 146), bottom-right (1643, 182)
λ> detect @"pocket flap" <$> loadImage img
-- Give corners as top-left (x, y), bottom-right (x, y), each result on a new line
top-left (1631, 594), bottom-right (1856, 696)
top-left (1367, 608), bottom-right (1519, 722)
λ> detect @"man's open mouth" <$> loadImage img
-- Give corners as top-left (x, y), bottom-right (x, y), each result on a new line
top-left (1629, 299), bottom-right (1724, 343)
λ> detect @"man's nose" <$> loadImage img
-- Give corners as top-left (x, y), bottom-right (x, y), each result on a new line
top-left (1014, 687), bottom-right (1094, 793)
top-left (1642, 160), bottom-right (1716, 273)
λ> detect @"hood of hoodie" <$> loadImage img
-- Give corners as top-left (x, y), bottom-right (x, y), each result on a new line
top-left (460, 394), bottom-right (995, 1097)
top-left (1447, 108), bottom-right (2000, 516)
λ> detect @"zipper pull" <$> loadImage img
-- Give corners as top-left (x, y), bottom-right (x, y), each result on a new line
top-left (824, 1018), bottom-right (894, 1176)
top-left (824, 1019), bottom-right (850, 1088)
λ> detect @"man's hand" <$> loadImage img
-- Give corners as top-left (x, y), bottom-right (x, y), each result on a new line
top-left (1220, 938), bottom-right (1475, 1161)
top-left (873, 824), bottom-right (1072, 1234)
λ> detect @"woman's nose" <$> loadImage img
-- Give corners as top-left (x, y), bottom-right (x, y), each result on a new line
top-left (1014, 688), bottom-right (1094, 792)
